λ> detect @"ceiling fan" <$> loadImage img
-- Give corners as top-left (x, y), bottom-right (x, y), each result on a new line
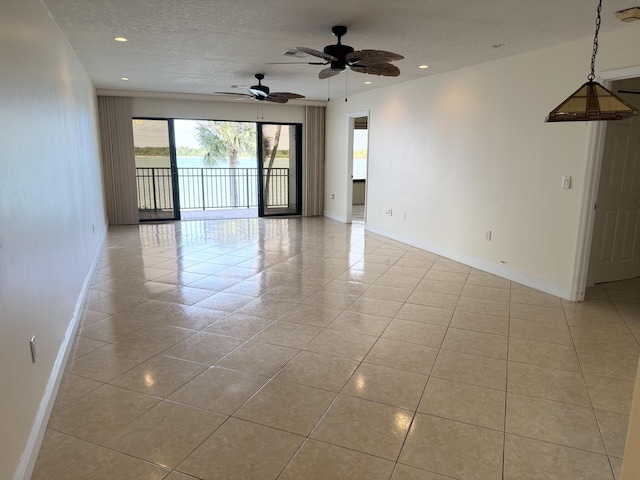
top-left (214, 74), bottom-right (305, 103)
top-left (275, 26), bottom-right (404, 79)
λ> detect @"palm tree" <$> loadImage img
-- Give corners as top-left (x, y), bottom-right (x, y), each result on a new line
top-left (195, 121), bottom-right (256, 207)
top-left (263, 125), bottom-right (282, 208)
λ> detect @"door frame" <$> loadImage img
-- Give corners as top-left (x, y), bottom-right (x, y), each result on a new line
top-left (257, 122), bottom-right (303, 217)
top-left (346, 110), bottom-right (370, 224)
top-left (133, 117), bottom-right (181, 222)
top-left (573, 66), bottom-right (640, 300)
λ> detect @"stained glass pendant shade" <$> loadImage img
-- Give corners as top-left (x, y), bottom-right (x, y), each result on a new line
top-left (546, 0), bottom-right (638, 122)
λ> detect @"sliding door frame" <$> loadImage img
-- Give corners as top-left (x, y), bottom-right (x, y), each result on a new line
top-left (133, 117), bottom-right (181, 222)
top-left (257, 122), bottom-right (303, 217)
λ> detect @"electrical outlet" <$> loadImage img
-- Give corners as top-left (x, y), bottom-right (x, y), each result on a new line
top-left (402, 211), bottom-right (407, 220)
top-left (385, 208), bottom-right (393, 216)
top-left (485, 230), bottom-right (492, 241)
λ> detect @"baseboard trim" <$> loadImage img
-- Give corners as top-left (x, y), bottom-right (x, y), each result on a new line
top-left (323, 210), bottom-right (348, 223)
top-left (365, 224), bottom-right (573, 301)
top-left (13, 228), bottom-right (107, 480)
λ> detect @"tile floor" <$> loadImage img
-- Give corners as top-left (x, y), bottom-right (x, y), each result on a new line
top-left (32, 217), bottom-right (640, 480)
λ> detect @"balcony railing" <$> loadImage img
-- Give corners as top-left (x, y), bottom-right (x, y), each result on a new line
top-left (135, 167), bottom-right (289, 212)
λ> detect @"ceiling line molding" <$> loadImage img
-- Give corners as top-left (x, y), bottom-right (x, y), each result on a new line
top-left (96, 89), bottom-right (327, 107)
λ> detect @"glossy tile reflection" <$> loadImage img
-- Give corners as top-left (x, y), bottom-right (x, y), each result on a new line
top-left (33, 217), bottom-right (638, 479)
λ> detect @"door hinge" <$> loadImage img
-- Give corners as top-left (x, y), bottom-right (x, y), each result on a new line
top-left (594, 203), bottom-right (597, 211)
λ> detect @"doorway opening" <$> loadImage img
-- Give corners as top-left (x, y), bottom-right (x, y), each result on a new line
top-left (258, 123), bottom-right (302, 217)
top-left (347, 112), bottom-right (369, 223)
top-left (587, 76), bottom-right (640, 286)
top-left (174, 119), bottom-right (259, 220)
top-left (132, 119), bottom-right (179, 221)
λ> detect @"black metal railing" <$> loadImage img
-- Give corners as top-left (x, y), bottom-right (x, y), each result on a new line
top-left (135, 167), bottom-right (290, 212)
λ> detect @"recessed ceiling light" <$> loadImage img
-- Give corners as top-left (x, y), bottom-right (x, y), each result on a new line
top-left (419, 65), bottom-right (429, 69)
top-left (364, 81), bottom-right (372, 85)
top-left (114, 37), bottom-right (128, 42)
top-left (120, 77), bottom-right (129, 81)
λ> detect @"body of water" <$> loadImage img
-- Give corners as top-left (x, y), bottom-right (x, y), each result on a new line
top-left (135, 156), bottom-right (367, 179)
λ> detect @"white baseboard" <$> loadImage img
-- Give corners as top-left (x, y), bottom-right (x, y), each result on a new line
top-left (323, 210), bottom-right (348, 223)
top-left (13, 228), bottom-right (107, 480)
top-left (365, 224), bottom-right (573, 301)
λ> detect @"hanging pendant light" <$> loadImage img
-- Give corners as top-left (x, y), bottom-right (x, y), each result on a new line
top-left (546, 0), bottom-right (638, 122)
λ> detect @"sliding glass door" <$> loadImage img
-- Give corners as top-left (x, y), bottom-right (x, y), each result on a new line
top-left (258, 123), bottom-right (302, 217)
top-left (131, 119), bottom-right (302, 221)
top-left (132, 119), bottom-right (180, 221)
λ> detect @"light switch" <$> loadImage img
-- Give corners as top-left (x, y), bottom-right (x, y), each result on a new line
top-left (562, 175), bottom-right (572, 189)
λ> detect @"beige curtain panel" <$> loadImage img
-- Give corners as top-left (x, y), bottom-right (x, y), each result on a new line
top-left (97, 96), bottom-right (139, 225)
top-left (303, 106), bottom-right (326, 217)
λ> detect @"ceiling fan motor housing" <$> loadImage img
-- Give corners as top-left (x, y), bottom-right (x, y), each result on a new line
top-left (324, 44), bottom-right (354, 70)
top-left (249, 74), bottom-right (270, 98)
top-left (250, 84), bottom-right (269, 95)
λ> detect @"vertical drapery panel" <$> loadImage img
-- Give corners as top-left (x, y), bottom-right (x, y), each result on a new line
top-left (303, 106), bottom-right (326, 216)
top-left (97, 96), bottom-right (138, 225)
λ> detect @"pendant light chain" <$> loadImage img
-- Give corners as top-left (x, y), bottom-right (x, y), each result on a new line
top-left (345, 68), bottom-right (348, 102)
top-left (588, 0), bottom-right (603, 81)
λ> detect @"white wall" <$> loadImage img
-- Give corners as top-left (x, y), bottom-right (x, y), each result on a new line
top-left (0, 1), bottom-right (107, 479)
top-left (130, 96), bottom-right (306, 124)
top-left (324, 26), bottom-right (640, 299)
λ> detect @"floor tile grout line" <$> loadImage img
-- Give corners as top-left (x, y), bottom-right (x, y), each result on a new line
top-left (606, 286), bottom-right (640, 348)
top-left (275, 248), bottom-right (436, 475)
top-left (42, 219), bottom-right (635, 480)
top-left (561, 293), bottom-right (617, 479)
top-left (246, 242), bottom-right (425, 478)
top-left (502, 281), bottom-right (513, 480)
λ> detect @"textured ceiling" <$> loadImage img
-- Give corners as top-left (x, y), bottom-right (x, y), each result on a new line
top-left (42, 0), bottom-right (640, 103)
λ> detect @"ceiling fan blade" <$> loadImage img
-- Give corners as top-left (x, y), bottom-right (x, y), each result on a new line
top-left (349, 63), bottom-right (400, 77)
top-left (319, 67), bottom-right (344, 79)
top-left (346, 50), bottom-right (404, 65)
top-left (264, 97), bottom-right (288, 104)
top-left (265, 61), bottom-right (328, 65)
top-left (213, 92), bottom-right (253, 97)
top-left (268, 92), bottom-right (306, 100)
top-left (296, 46), bottom-right (338, 62)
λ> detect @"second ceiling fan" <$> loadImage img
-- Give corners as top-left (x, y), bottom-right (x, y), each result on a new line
top-left (283, 25), bottom-right (404, 79)
top-left (215, 74), bottom-right (305, 103)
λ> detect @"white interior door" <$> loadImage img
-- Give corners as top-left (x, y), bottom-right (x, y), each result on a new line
top-left (588, 93), bottom-right (640, 284)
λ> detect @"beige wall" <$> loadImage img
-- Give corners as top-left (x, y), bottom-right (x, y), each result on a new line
top-left (0, 1), bottom-right (107, 479)
top-left (131, 97), bottom-right (306, 124)
top-left (324, 26), bottom-right (640, 300)
top-left (353, 180), bottom-right (366, 205)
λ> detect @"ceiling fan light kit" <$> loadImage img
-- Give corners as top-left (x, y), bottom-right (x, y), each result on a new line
top-left (546, 0), bottom-right (638, 122)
